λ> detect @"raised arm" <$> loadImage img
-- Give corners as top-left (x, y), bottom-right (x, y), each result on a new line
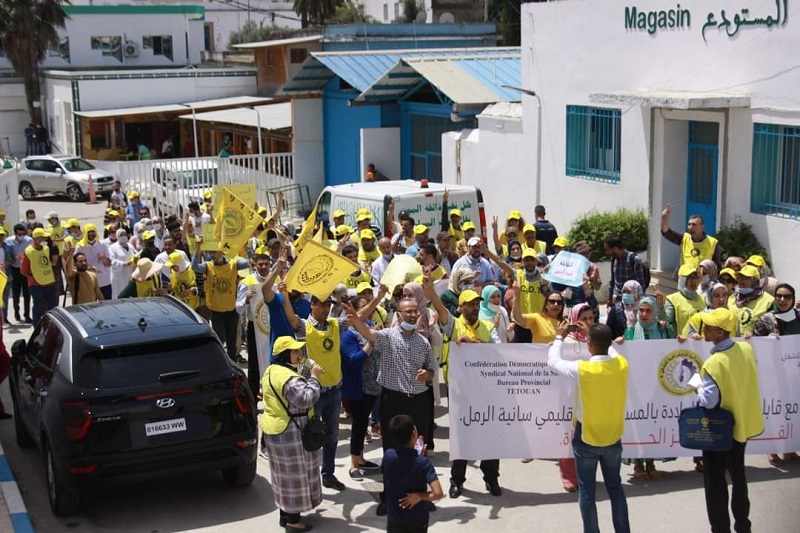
top-left (343, 302), bottom-right (376, 345)
top-left (440, 189), bottom-right (450, 232)
top-left (421, 273), bottom-right (450, 326)
top-left (261, 248), bottom-right (287, 303)
top-left (357, 284), bottom-right (389, 322)
top-left (277, 281), bottom-right (302, 332)
top-left (491, 216), bottom-right (503, 255)
top-left (483, 243), bottom-right (514, 280)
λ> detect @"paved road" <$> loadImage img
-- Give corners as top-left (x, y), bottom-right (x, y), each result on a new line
top-left (1, 198), bottom-right (799, 532)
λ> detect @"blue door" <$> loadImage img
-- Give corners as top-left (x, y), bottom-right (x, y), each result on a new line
top-left (686, 121), bottom-right (719, 234)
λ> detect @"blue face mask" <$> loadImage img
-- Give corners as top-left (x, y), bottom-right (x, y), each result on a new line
top-left (621, 293), bottom-right (636, 305)
top-left (736, 287), bottom-right (754, 296)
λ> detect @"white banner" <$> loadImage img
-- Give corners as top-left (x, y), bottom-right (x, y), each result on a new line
top-left (448, 337), bottom-right (800, 460)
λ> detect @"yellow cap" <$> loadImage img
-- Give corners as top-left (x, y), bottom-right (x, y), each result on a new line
top-left (462, 221), bottom-right (476, 231)
top-left (83, 223), bottom-right (97, 234)
top-left (127, 190), bottom-right (140, 199)
top-left (333, 209), bottom-right (347, 219)
top-left (719, 268), bottom-right (737, 279)
top-left (507, 209), bottom-right (523, 220)
top-left (142, 230), bottom-right (156, 240)
top-left (360, 228), bottom-right (376, 241)
top-left (522, 248), bottom-right (538, 260)
top-left (66, 218), bottom-right (80, 229)
top-left (678, 263), bottom-right (698, 277)
top-left (737, 265), bottom-right (761, 279)
top-left (356, 282), bottom-right (373, 294)
top-left (165, 251), bottom-right (184, 267)
top-left (272, 336), bottom-right (306, 355)
top-left (449, 208), bottom-right (462, 218)
top-left (356, 211), bottom-right (372, 222)
top-left (104, 224), bottom-right (112, 232)
top-left (458, 289), bottom-right (482, 306)
top-left (336, 224), bottom-right (353, 237)
top-left (32, 228), bottom-right (47, 239)
top-left (745, 255), bottom-right (765, 268)
top-left (203, 190), bottom-right (213, 200)
top-left (107, 210), bottom-right (119, 217)
top-left (254, 244), bottom-right (270, 256)
top-left (413, 224), bottom-right (428, 236)
top-left (522, 223), bottom-right (536, 234)
top-left (701, 308), bottom-right (737, 334)
top-left (554, 236), bottom-right (569, 248)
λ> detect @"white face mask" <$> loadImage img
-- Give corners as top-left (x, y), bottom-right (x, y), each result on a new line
top-left (399, 321), bottom-right (417, 332)
top-left (775, 308), bottom-right (796, 322)
top-left (118, 235), bottom-right (129, 245)
top-left (489, 303), bottom-right (502, 312)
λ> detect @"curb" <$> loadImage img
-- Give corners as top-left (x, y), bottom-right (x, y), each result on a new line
top-left (0, 443), bottom-right (34, 533)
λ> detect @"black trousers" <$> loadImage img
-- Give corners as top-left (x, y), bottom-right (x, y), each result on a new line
top-left (380, 388), bottom-right (433, 452)
top-left (246, 322), bottom-right (260, 396)
top-left (512, 323), bottom-right (531, 343)
top-left (450, 459), bottom-right (500, 485)
top-left (703, 441), bottom-right (751, 533)
top-left (387, 521), bottom-right (429, 533)
top-left (211, 310), bottom-right (240, 362)
top-left (350, 394), bottom-right (377, 456)
top-left (9, 266), bottom-right (30, 318)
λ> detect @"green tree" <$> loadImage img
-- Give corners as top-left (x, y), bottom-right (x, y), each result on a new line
top-left (0, 0), bottom-right (68, 121)
top-left (229, 21), bottom-right (292, 48)
top-left (293, 0), bottom-right (343, 27)
top-left (330, 1), bottom-right (373, 23)
top-left (402, 0), bottom-right (425, 22)
top-left (489, 0), bottom-right (521, 46)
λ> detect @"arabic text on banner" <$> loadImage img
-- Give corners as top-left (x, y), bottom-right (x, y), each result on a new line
top-left (448, 337), bottom-right (800, 460)
top-left (542, 251), bottom-right (590, 288)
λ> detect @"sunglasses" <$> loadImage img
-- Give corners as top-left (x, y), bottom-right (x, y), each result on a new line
top-left (547, 299), bottom-right (565, 305)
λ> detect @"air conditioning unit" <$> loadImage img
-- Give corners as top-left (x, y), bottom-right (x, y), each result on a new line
top-left (124, 40), bottom-right (139, 58)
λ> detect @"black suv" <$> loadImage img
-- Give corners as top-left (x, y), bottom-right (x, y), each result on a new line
top-left (9, 297), bottom-right (258, 516)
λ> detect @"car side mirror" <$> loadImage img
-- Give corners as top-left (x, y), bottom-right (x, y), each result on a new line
top-left (56, 167), bottom-right (65, 174)
top-left (11, 339), bottom-right (26, 358)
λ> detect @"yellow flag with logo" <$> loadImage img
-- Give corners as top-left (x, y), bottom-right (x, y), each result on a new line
top-left (285, 240), bottom-right (358, 300)
top-left (216, 187), bottom-right (262, 258)
top-left (293, 205), bottom-right (318, 253)
top-left (212, 183), bottom-right (256, 222)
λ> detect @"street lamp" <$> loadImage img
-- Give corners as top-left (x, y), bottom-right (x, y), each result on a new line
top-left (250, 106), bottom-right (263, 156)
top-left (182, 103), bottom-right (199, 158)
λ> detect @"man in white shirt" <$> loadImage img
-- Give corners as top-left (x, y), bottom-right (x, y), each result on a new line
top-left (76, 223), bottom-right (112, 300)
top-left (371, 237), bottom-right (394, 285)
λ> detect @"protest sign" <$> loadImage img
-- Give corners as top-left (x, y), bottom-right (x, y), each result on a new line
top-left (448, 337), bottom-right (800, 460)
top-left (285, 240), bottom-right (359, 300)
top-left (543, 251), bottom-right (590, 287)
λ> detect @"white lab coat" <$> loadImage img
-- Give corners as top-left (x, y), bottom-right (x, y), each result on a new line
top-left (108, 242), bottom-right (135, 298)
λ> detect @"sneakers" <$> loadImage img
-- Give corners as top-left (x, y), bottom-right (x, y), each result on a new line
top-left (349, 468), bottom-right (365, 481)
top-left (359, 460), bottom-right (380, 471)
top-left (322, 476), bottom-right (346, 491)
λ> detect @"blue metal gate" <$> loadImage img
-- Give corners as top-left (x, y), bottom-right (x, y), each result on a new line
top-left (686, 121), bottom-right (719, 234)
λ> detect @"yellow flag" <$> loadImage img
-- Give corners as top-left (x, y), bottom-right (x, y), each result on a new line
top-left (212, 183), bottom-right (256, 220)
top-left (0, 271), bottom-right (6, 309)
top-left (217, 187), bottom-right (262, 258)
top-left (201, 223), bottom-right (219, 252)
top-left (285, 240), bottom-right (358, 300)
top-left (293, 205), bottom-right (318, 253)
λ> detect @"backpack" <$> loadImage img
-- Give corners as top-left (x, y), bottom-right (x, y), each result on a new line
top-left (612, 251), bottom-right (651, 291)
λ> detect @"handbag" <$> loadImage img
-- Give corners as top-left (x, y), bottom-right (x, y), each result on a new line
top-left (268, 370), bottom-right (326, 452)
top-left (678, 405), bottom-right (734, 452)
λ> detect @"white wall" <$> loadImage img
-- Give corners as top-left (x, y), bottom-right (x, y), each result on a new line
top-left (360, 127), bottom-right (400, 180)
top-left (292, 98), bottom-right (324, 199)
top-left (41, 78), bottom-right (75, 155)
top-left (0, 81), bottom-right (29, 155)
top-left (360, 0), bottom-right (432, 23)
top-left (203, 1), bottom-right (300, 51)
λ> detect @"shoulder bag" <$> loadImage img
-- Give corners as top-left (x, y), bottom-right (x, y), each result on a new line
top-left (678, 405), bottom-right (734, 452)
top-left (268, 370), bottom-right (326, 452)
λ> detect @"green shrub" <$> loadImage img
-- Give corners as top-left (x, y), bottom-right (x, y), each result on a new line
top-left (567, 209), bottom-right (648, 262)
top-left (714, 218), bottom-right (769, 264)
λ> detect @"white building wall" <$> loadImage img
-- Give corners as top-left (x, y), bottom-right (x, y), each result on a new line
top-left (292, 98), bottom-right (324, 199)
top-left (360, 127), bottom-right (400, 180)
top-left (0, 81), bottom-right (29, 156)
top-left (360, 0), bottom-right (432, 23)
top-left (203, 2), bottom-right (301, 51)
top-left (41, 78), bottom-right (75, 155)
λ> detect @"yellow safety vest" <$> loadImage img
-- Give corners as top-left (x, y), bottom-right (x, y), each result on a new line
top-left (135, 275), bottom-right (161, 298)
top-left (171, 268), bottom-right (198, 309)
top-left (48, 224), bottom-right (65, 254)
top-left (680, 233), bottom-right (718, 270)
top-left (577, 356), bottom-right (629, 447)
top-left (357, 246), bottom-right (380, 264)
top-left (345, 271), bottom-right (371, 290)
top-left (370, 305), bottom-right (388, 329)
top-left (260, 364), bottom-right (302, 435)
top-left (25, 245), bottom-right (55, 286)
top-left (516, 269), bottom-right (546, 315)
top-left (730, 292), bottom-right (775, 336)
top-left (451, 315), bottom-right (494, 344)
top-left (305, 319), bottom-right (342, 388)
top-left (205, 261), bottom-right (239, 312)
top-left (448, 226), bottom-right (464, 242)
top-left (666, 292), bottom-right (706, 337)
top-left (702, 341), bottom-right (764, 443)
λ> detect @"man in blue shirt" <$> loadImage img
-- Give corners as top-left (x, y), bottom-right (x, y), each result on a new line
top-left (8, 224), bottom-right (32, 323)
top-left (382, 415), bottom-right (443, 533)
top-left (260, 251), bottom-right (310, 355)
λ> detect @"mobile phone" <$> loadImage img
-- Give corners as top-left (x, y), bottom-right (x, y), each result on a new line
top-left (566, 323), bottom-right (580, 333)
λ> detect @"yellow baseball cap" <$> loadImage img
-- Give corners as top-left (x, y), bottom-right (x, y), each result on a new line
top-left (554, 236), bottom-right (569, 248)
top-left (462, 221), bottom-right (476, 231)
top-left (254, 244), bottom-right (270, 256)
top-left (83, 223), bottom-right (97, 234)
top-left (142, 230), bottom-right (156, 240)
top-left (745, 255), bottom-right (765, 268)
top-left (107, 210), bottom-right (120, 218)
top-left (522, 248), bottom-right (538, 260)
top-left (678, 263), bottom-right (698, 277)
top-left (507, 209), bottom-right (523, 221)
top-left (66, 218), bottom-right (80, 229)
top-left (458, 289), bottom-right (482, 306)
top-left (360, 228), bottom-right (376, 241)
top-left (165, 251), bottom-right (184, 267)
top-left (356, 282), bottom-right (373, 294)
top-left (522, 223), bottom-right (536, 235)
top-left (336, 224), bottom-right (353, 237)
top-left (413, 224), bottom-right (428, 235)
top-left (333, 209), bottom-right (346, 219)
top-left (272, 336), bottom-right (306, 355)
top-left (127, 190), bottom-right (140, 199)
top-left (356, 211), bottom-right (372, 222)
top-left (719, 268), bottom-right (737, 279)
top-left (32, 228), bottom-right (47, 239)
top-left (449, 208), bottom-right (462, 218)
top-left (701, 308), bottom-right (737, 334)
top-left (203, 190), bottom-right (213, 200)
top-left (737, 265), bottom-right (761, 279)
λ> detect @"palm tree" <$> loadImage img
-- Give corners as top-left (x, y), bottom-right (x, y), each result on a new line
top-left (0, 0), bottom-right (68, 121)
top-left (293, 0), bottom-right (342, 27)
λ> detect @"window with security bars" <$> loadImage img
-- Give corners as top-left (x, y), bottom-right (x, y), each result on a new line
top-left (565, 105), bottom-right (621, 182)
top-left (751, 123), bottom-right (800, 218)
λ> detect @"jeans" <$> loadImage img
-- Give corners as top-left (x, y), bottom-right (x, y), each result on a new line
top-left (9, 266), bottom-right (30, 319)
top-left (30, 284), bottom-right (58, 327)
top-left (573, 426), bottom-right (630, 533)
top-left (100, 284), bottom-right (112, 300)
top-left (316, 387), bottom-right (341, 479)
top-left (211, 310), bottom-right (240, 362)
top-left (703, 441), bottom-right (750, 533)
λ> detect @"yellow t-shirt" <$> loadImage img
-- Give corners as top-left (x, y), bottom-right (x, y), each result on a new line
top-left (522, 312), bottom-right (558, 343)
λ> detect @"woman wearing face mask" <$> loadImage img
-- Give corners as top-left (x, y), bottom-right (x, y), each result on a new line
top-left (505, 240), bottom-right (523, 270)
top-left (665, 264), bottom-right (705, 337)
top-left (261, 336), bottom-right (324, 532)
top-left (130, 221), bottom-right (146, 252)
top-left (606, 280), bottom-right (642, 339)
top-left (479, 285), bottom-right (512, 342)
top-left (108, 228), bottom-right (136, 299)
top-left (729, 265), bottom-right (775, 336)
top-left (697, 259), bottom-right (718, 300)
top-left (718, 268), bottom-right (737, 305)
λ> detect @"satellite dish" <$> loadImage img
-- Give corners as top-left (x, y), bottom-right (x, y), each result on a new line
top-left (438, 12), bottom-right (455, 23)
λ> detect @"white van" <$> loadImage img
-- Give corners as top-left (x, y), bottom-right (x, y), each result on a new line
top-left (315, 180), bottom-right (486, 237)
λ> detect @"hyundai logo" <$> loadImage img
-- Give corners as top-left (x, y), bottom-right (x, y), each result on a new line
top-left (156, 398), bottom-right (176, 409)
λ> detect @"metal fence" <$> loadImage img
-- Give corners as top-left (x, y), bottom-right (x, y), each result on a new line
top-left (93, 153), bottom-right (300, 219)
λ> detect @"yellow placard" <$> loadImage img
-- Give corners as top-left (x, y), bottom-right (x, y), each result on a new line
top-left (217, 188), bottom-right (262, 258)
top-left (285, 240), bottom-right (359, 301)
top-left (293, 204), bottom-right (317, 253)
top-left (201, 223), bottom-right (219, 251)
top-left (379, 255), bottom-right (422, 294)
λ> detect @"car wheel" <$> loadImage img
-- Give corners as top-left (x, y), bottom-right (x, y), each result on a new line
top-left (66, 184), bottom-right (85, 202)
top-left (12, 390), bottom-right (34, 449)
top-left (19, 181), bottom-right (35, 200)
top-left (222, 460), bottom-right (257, 487)
top-left (44, 439), bottom-right (81, 516)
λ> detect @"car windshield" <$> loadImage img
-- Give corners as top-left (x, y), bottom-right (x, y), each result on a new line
top-left (61, 158), bottom-right (95, 172)
top-left (173, 169), bottom-right (217, 189)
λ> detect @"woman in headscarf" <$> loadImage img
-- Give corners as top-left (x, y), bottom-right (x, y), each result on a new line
top-left (606, 280), bottom-right (643, 339)
top-left (479, 285), bottom-right (512, 342)
top-left (505, 240), bottom-right (523, 270)
top-left (565, 302), bottom-right (595, 345)
top-left (261, 337), bottom-right (323, 531)
top-left (685, 283), bottom-right (731, 338)
top-left (665, 264), bottom-right (705, 337)
top-left (440, 267), bottom-right (478, 318)
top-left (697, 259), bottom-right (718, 300)
top-left (129, 221), bottom-right (146, 253)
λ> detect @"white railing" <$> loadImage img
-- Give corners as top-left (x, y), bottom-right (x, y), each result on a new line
top-left (93, 153), bottom-right (294, 219)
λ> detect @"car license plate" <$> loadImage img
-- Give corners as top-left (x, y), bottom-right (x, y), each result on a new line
top-left (145, 418), bottom-right (187, 437)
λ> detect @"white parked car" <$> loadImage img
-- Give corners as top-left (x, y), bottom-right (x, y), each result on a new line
top-left (18, 155), bottom-right (115, 201)
top-left (149, 159), bottom-right (218, 218)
